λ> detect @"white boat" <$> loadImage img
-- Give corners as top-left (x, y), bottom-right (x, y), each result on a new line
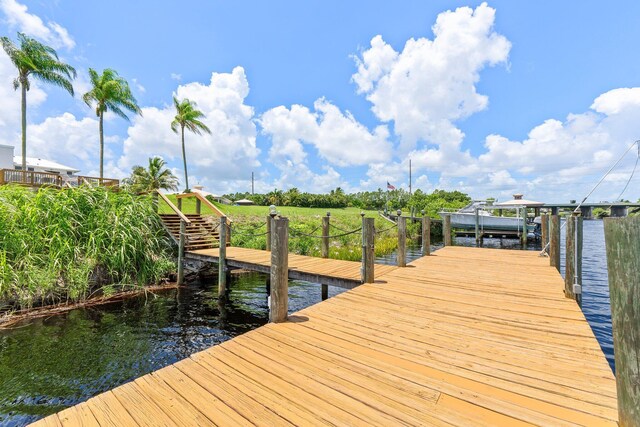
top-left (441, 201), bottom-right (534, 233)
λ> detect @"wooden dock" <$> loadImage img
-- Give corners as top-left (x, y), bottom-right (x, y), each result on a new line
top-left (32, 246), bottom-right (618, 426)
top-left (187, 246), bottom-right (398, 288)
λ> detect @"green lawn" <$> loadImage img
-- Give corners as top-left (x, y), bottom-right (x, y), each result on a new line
top-left (157, 194), bottom-right (412, 260)
top-left (159, 194), bottom-right (379, 219)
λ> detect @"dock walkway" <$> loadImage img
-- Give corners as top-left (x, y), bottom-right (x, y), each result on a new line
top-left (33, 246), bottom-right (618, 426)
top-left (186, 246), bottom-right (398, 288)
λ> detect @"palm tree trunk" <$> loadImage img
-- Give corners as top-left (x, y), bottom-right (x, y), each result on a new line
top-left (21, 81), bottom-right (27, 181)
top-left (181, 126), bottom-right (189, 191)
top-left (99, 111), bottom-right (104, 179)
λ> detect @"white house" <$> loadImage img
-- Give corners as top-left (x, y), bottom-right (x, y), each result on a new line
top-left (0, 144), bottom-right (80, 176)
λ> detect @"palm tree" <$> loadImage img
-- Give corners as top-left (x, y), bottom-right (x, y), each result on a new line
top-left (83, 68), bottom-right (141, 179)
top-left (171, 97), bottom-right (210, 191)
top-left (124, 156), bottom-right (178, 210)
top-left (124, 156), bottom-right (178, 194)
top-left (1, 33), bottom-right (76, 172)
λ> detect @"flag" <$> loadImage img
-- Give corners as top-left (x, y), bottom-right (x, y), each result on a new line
top-left (387, 181), bottom-right (396, 190)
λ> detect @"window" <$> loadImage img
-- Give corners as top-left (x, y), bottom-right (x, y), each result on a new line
top-left (14, 166), bottom-right (21, 170)
top-left (27, 167), bottom-right (34, 171)
top-left (67, 171), bottom-right (73, 175)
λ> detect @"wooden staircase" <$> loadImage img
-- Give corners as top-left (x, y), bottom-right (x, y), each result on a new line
top-left (160, 214), bottom-right (223, 251)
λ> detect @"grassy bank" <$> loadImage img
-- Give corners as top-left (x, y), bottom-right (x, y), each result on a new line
top-left (160, 195), bottom-right (430, 260)
top-left (0, 186), bottom-right (174, 311)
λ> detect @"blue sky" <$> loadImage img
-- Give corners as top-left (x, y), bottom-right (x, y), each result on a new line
top-left (1, 0), bottom-right (639, 202)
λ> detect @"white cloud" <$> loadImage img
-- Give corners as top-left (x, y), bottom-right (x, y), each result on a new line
top-left (352, 2), bottom-right (510, 154)
top-left (261, 98), bottom-right (392, 167)
top-left (131, 78), bottom-right (146, 94)
top-left (170, 73), bottom-right (182, 81)
top-left (0, 0), bottom-right (75, 50)
top-left (118, 67), bottom-right (260, 192)
top-left (0, 50), bottom-right (48, 143)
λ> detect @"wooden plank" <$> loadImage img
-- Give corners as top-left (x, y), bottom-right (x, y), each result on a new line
top-left (34, 246), bottom-right (618, 427)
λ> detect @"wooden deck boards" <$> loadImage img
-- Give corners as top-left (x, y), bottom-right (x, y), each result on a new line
top-left (32, 246), bottom-right (618, 426)
top-left (186, 246), bottom-right (398, 288)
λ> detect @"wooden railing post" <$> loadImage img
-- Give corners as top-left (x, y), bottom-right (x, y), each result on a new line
top-left (218, 216), bottom-right (227, 298)
top-left (421, 215), bottom-right (431, 256)
top-left (177, 220), bottom-right (186, 285)
top-left (520, 207), bottom-right (528, 246)
top-left (321, 213), bottom-right (330, 259)
top-left (541, 213), bottom-right (549, 248)
top-left (195, 198), bottom-right (201, 215)
top-left (270, 217), bottom-right (289, 323)
top-left (361, 217), bottom-right (375, 283)
top-left (604, 216), bottom-right (640, 427)
top-left (443, 214), bottom-right (452, 246)
top-left (564, 213), bottom-right (583, 304)
top-left (397, 214), bottom-right (406, 267)
top-left (549, 215), bottom-right (561, 271)
top-left (265, 215), bottom-right (272, 251)
top-left (474, 207), bottom-right (481, 245)
top-left (177, 198), bottom-right (182, 212)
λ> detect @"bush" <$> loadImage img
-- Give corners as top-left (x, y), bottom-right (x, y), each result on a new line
top-left (0, 185), bottom-right (174, 310)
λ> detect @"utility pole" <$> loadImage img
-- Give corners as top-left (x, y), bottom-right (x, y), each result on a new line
top-left (409, 159), bottom-right (412, 195)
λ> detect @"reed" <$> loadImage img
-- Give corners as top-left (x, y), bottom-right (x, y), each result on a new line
top-left (0, 185), bottom-right (174, 310)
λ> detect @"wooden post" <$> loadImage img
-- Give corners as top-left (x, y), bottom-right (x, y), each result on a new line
top-left (270, 217), bottom-right (289, 323)
top-left (177, 220), bottom-right (185, 285)
top-left (604, 216), bottom-right (640, 426)
top-left (443, 215), bottom-right (452, 246)
top-left (520, 207), bottom-right (528, 246)
top-left (397, 215), bottom-right (406, 267)
top-left (541, 213), bottom-right (549, 247)
top-left (265, 215), bottom-right (272, 251)
top-left (549, 215), bottom-right (561, 271)
top-left (321, 214), bottom-right (330, 258)
top-left (226, 222), bottom-right (231, 245)
top-left (321, 284), bottom-right (328, 301)
top-left (218, 216), bottom-right (227, 298)
top-left (564, 213), bottom-right (583, 303)
top-left (421, 216), bottom-right (431, 256)
top-left (195, 198), bottom-right (201, 215)
top-left (177, 197), bottom-right (182, 212)
top-left (474, 208), bottom-right (480, 246)
top-left (361, 217), bottom-right (375, 283)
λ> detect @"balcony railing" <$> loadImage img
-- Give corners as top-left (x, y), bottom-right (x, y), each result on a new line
top-left (0, 169), bottom-right (63, 187)
top-left (0, 169), bottom-right (119, 189)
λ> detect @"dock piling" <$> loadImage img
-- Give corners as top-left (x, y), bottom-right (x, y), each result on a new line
top-left (361, 217), bottom-right (375, 283)
top-left (265, 215), bottom-right (272, 251)
top-left (177, 220), bottom-right (185, 285)
top-left (541, 213), bottom-right (549, 247)
top-left (270, 217), bottom-right (289, 323)
top-left (321, 213), bottom-right (330, 259)
top-left (443, 214), bottom-right (452, 246)
top-left (549, 215), bottom-right (561, 271)
top-left (474, 208), bottom-right (481, 246)
top-left (604, 216), bottom-right (640, 427)
top-left (421, 215), bottom-right (431, 256)
top-left (397, 213), bottom-right (406, 267)
top-left (564, 213), bottom-right (583, 304)
top-left (218, 216), bottom-right (227, 298)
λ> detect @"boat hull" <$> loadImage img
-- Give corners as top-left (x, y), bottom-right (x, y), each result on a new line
top-left (447, 213), bottom-right (533, 232)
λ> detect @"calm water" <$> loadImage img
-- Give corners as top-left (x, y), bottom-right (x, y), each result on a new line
top-left (0, 223), bottom-right (613, 426)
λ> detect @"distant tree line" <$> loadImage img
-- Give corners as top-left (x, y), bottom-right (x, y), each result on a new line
top-left (223, 187), bottom-right (472, 217)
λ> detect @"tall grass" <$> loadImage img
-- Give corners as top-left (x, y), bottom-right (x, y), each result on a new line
top-left (0, 186), bottom-right (174, 310)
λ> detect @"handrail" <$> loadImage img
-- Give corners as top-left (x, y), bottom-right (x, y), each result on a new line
top-left (176, 191), bottom-right (232, 224)
top-left (156, 190), bottom-right (191, 224)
